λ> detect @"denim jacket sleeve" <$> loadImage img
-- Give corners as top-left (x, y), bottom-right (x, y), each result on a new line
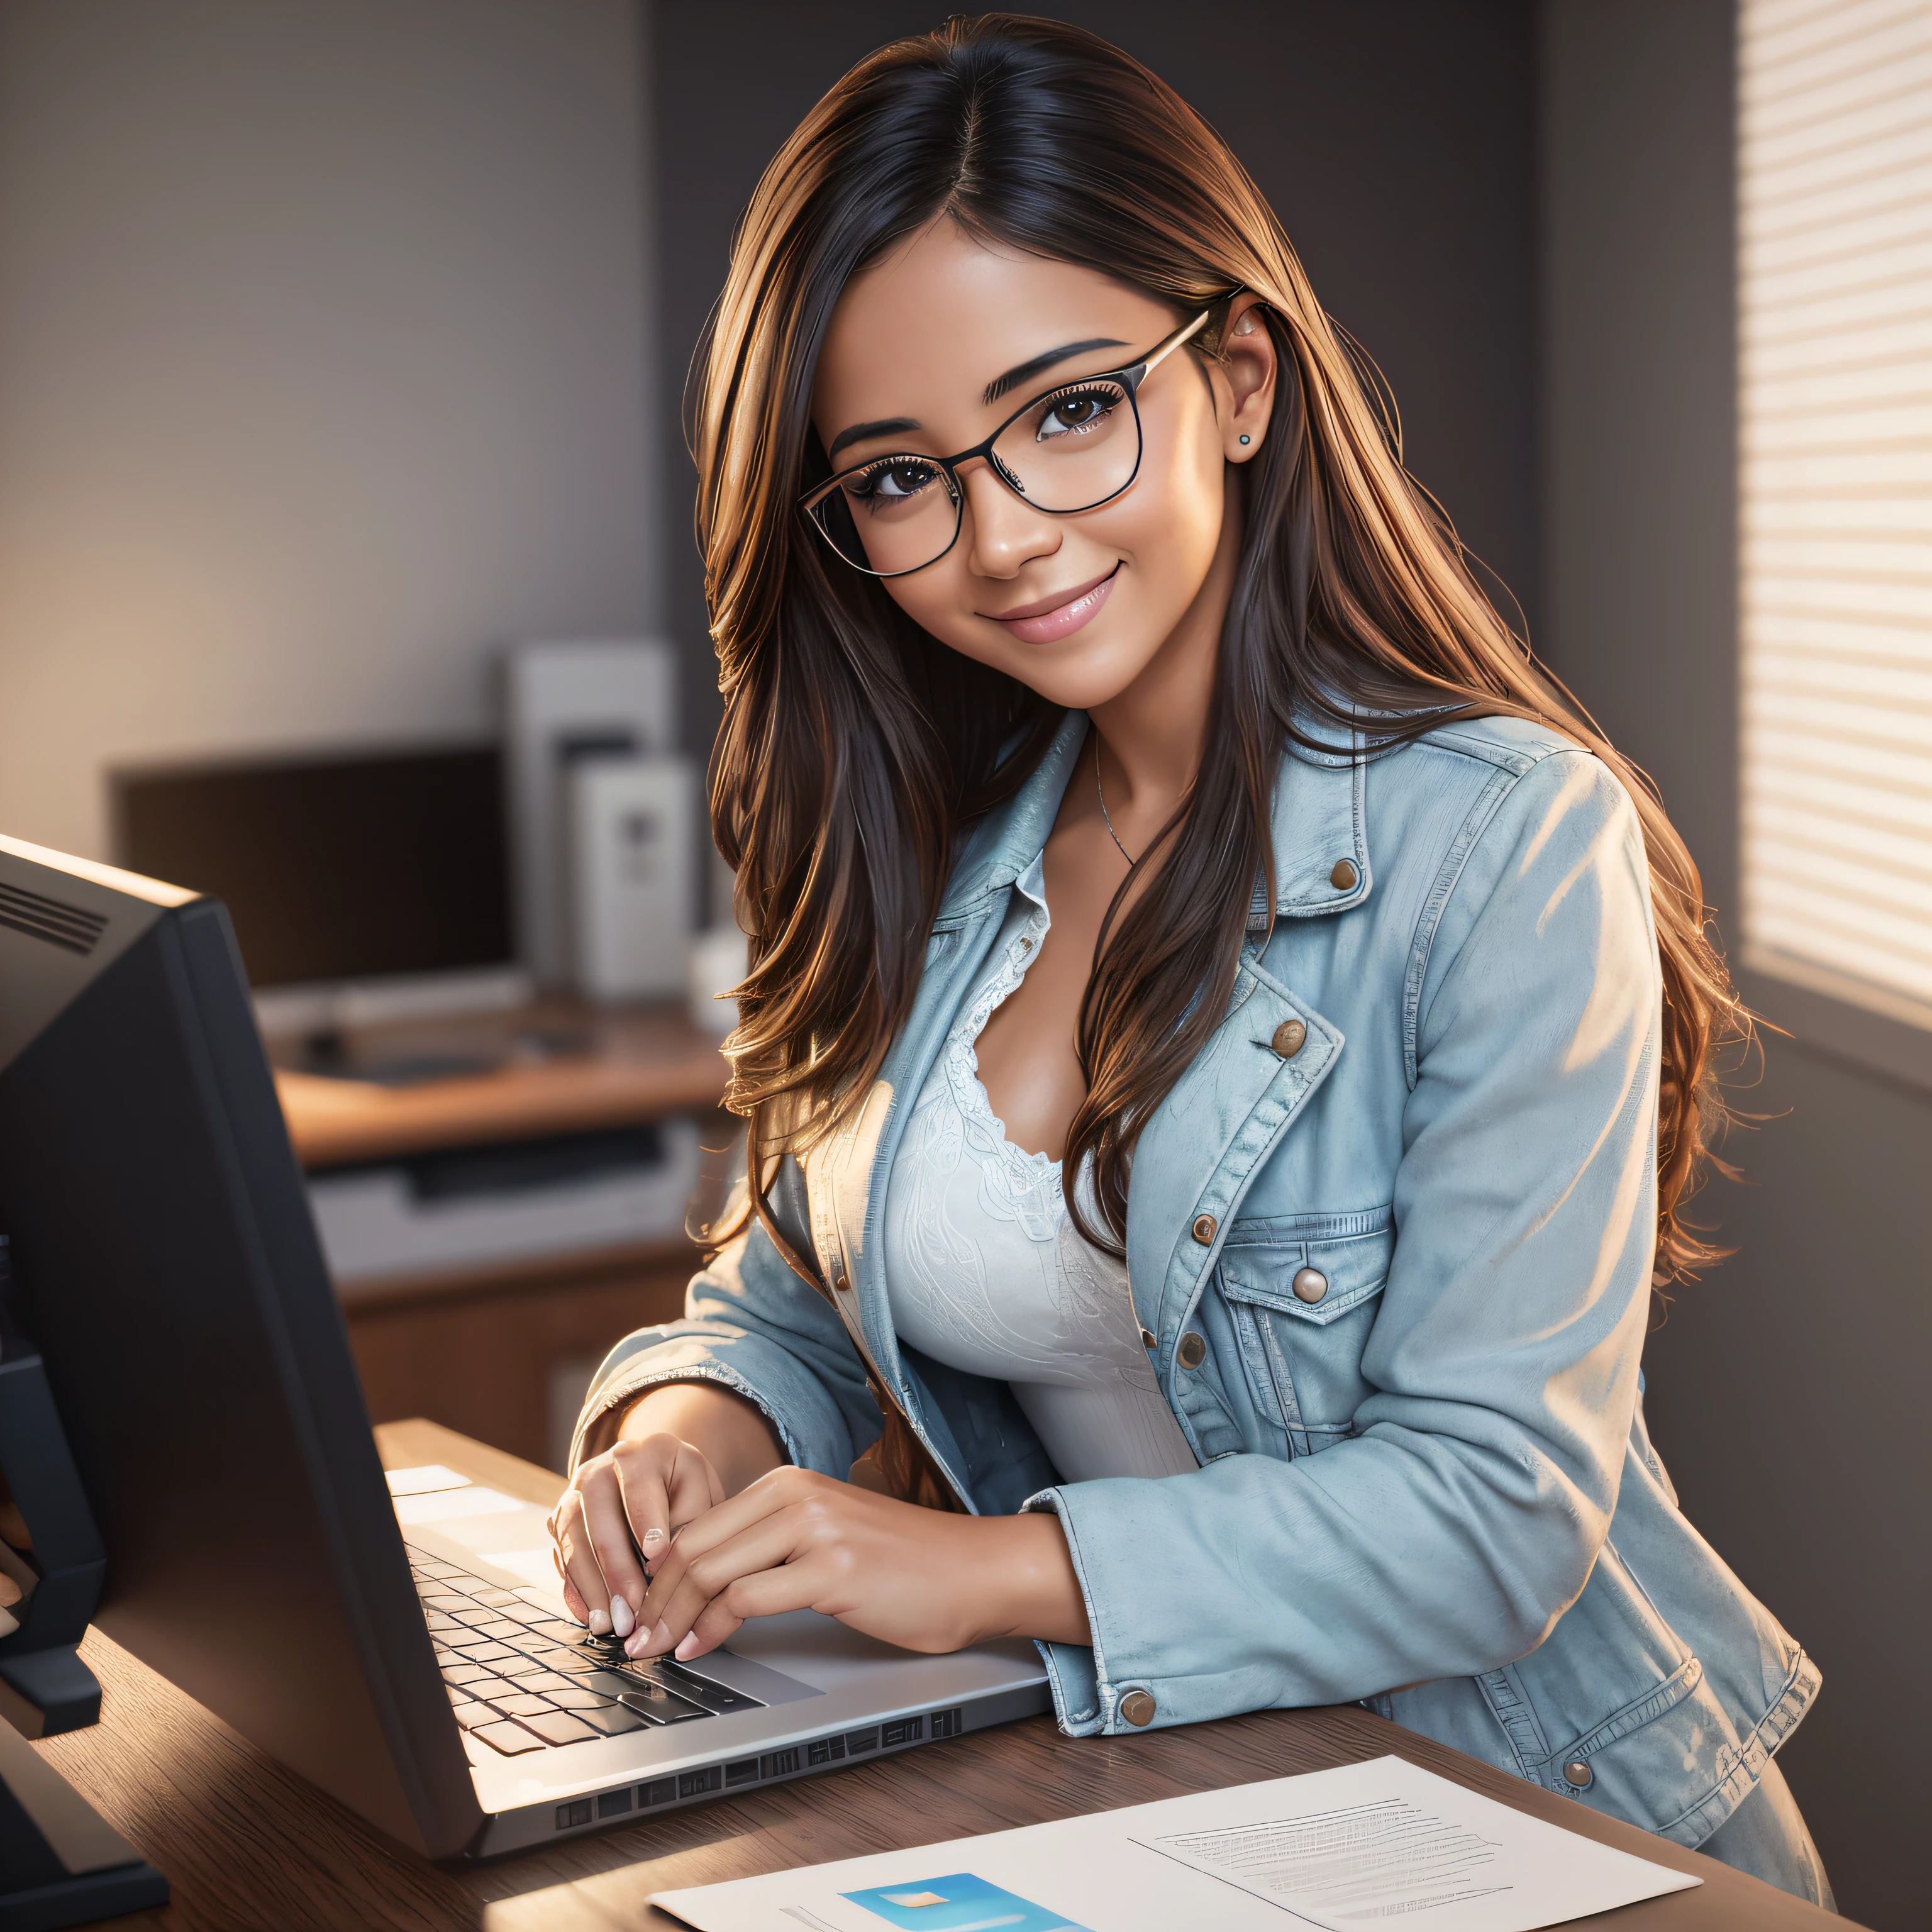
top-left (565, 1160), bottom-right (884, 1478)
top-left (1024, 751), bottom-right (1663, 1733)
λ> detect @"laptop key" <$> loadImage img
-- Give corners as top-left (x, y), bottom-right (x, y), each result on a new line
top-left (450, 1701), bottom-right (496, 1728)
top-left (542, 1685), bottom-right (614, 1711)
top-left (492, 1693), bottom-right (555, 1718)
top-left (577, 1704), bottom-right (647, 1737)
top-left (523, 1710), bottom-right (598, 1746)
top-left (582, 1670), bottom-right (640, 1697)
top-left (442, 1664), bottom-right (489, 1686)
top-left (535, 1648), bottom-right (601, 1675)
top-left (516, 1671), bottom-right (572, 1692)
top-left (457, 1642), bottom-right (516, 1663)
top-left (466, 1676), bottom-right (518, 1701)
top-left (496, 1655), bottom-right (546, 1678)
top-left (472, 1721), bottom-right (546, 1756)
top-left (650, 1659), bottom-right (765, 1714)
top-left (472, 1620), bottom-right (526, 1642)
top-left (615, 1680), bottom-right (710, 1725)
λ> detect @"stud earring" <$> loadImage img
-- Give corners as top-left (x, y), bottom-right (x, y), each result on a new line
top-left (1238, 435), bottom-right (1251, 445)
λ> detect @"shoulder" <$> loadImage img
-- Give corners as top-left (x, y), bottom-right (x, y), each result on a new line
top-left (1365, 709), bottom-right (1640, 863)
top-left (1411, 707), bottom-right (1581, 775)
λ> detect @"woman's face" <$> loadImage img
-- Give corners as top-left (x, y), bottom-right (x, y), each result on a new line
top-left (810, 221), bottom-right (1275, 713)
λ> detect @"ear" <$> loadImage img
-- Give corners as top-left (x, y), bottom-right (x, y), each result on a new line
top-left (1215, 294), bottom-right (1277, 464)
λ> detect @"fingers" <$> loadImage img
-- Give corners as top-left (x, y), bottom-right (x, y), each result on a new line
top-left (674, 1564), bottom-right (816, 1660)
top-left (547, 1435), bottom-right (730, 1636)
top-left (549, 1486), bottom-right (614, 1632)
top-left (579, 1475), bottom-right (650, 1635)
top-left (631, 1496), bottom-right (828, 1660)
top-left (611, 1436), bottom-right (724, 1579)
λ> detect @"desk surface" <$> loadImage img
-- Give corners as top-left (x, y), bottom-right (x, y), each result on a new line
top-left (35, 1421), bottom-right (1844, 1931)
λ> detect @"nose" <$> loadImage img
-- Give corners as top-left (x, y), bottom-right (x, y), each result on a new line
top-left (957, 458), bottom-right (1059, 579)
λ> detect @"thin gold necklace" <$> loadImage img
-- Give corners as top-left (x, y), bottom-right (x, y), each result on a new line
top-left (1094, 733), bottom-right (1135, 865)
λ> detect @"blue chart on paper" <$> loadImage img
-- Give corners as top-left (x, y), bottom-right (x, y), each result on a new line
top-left (841, 1870), bottom-right (1094, 1931)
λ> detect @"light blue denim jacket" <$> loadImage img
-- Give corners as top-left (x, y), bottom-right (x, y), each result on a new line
top-left (573, 708), bottom-right (1817, 1850)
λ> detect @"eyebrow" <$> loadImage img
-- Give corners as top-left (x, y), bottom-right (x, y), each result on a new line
top-left (982, 337), bottom-right (1127, 404)
top-left (823, 337), bottom-right (1135, 468)
top-left (826, 415), bottom-right (921, 464)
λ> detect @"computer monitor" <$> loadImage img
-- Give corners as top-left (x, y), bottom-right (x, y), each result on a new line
top-left (111, 743), bottom-right (524, 1039)
top-left (0, 833), bottom-right (482, 1856)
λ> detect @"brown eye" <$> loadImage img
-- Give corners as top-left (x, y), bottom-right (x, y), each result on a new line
top-left (1034, 388), bottom-right (1118, 441)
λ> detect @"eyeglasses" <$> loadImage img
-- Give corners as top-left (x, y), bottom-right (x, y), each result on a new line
top-left (799, 308), bottom-right (1216, 578)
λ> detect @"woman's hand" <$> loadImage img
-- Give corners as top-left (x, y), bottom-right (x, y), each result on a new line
top-left (549, 1433), bottom-right (724, 1638)
top-left (548, 1379), bottom-right (785, 1637)
top-left (618, 1465), bottom-right (1091, 1662)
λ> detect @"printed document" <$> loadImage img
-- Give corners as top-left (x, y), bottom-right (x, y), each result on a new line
top-left (648, 1753), bottom-right (1700, 1932)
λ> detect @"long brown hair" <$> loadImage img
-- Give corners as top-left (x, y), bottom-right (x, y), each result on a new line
top-left (697, 14), bottom-right (1742, 1292)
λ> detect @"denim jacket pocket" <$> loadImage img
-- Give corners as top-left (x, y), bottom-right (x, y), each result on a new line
top-left (1213, 1209), bottom-right (1394, 1458)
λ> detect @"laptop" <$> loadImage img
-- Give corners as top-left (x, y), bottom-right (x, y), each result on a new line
top-left (0, 833), bottom-right (1050, 1859)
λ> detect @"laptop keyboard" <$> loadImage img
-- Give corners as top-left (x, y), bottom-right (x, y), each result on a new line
top-left (406, 1543), bottom-right (764, 1762)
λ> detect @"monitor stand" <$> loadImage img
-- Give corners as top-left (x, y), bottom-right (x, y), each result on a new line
top-left (0, 1716), bottom-right (167, 1927)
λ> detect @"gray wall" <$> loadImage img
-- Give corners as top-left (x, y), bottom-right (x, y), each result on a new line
top-left (0, 0), bottom-right (656, 861)
top-left (1540, 6), bottom-right (1928, 1927)
top-left (650, 1), bottom-right (1538, 762)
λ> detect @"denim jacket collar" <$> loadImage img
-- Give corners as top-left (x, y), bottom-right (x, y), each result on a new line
top-left (939, 708), bottom-right (1374, 929)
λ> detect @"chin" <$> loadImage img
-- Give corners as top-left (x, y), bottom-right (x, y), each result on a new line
top-left (993, 631), bottom-right (1162, 713)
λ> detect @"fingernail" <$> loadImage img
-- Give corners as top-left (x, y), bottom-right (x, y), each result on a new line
top-left (609, 1594), bottom-right (635, 1638)
top-left (644, 1618), bottom-right (672, 1656)
top-left (674, 1633), bottom-right (701, 1660)
top-left (641, 1527), bottom-right (664, 1550)
top-left (587, 1607), bottom-right (611, 1635)
top-left (624, 1628), bottom-right (647, 1657)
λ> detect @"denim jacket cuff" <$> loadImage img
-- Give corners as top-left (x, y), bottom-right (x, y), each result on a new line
top-left (1022, 1484), bottom-right (1150, 1736)
top-left (568, 1331), bottom-right (829, 1476)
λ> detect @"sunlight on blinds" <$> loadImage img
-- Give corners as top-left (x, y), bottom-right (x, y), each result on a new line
top-left (1740, 0), bottom-right (1932, 1026)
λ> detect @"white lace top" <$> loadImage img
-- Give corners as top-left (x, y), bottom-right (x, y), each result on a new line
top-left (880, 855), bottom-right (1199, 1484)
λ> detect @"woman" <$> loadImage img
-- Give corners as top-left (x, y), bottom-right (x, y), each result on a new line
top-left (549, 16), bottom-right (1830, 1905)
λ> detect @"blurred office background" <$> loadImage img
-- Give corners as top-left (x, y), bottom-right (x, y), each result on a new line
top-left (0, 3), bottom-right (1924, 1922)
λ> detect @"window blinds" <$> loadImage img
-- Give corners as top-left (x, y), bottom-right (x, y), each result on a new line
top-left (1740, 0), bottom-right (1932, 1026)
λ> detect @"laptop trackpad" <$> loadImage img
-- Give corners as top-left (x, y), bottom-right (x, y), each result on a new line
top-left (670, 1636), bottom-right (822, 1707)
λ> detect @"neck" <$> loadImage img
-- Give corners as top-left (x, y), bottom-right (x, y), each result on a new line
top-left (1087, 470), bottom-right (1241, 815)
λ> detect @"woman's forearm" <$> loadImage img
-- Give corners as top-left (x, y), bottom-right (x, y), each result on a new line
top-left (972, 1510), bottom-right (1091, 1647)
top-left (581, 1380), bottom-right (786, 1494)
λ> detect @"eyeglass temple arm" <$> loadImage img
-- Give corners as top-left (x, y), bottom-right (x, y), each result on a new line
top-left (1136, 306), bottom-right (1218, 384)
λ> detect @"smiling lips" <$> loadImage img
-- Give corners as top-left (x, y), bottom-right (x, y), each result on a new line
top-left (983, 565), bottom-right (1120, 643)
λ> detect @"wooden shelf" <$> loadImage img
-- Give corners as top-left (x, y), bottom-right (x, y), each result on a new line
top-left (265, 996), bottom-right (733, 1466)
top-left (272, 996), bottom-right (729, 1170)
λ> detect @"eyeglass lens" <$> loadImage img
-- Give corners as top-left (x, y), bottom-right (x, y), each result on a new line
top-left (810, 374), bottom-right (1141, 574)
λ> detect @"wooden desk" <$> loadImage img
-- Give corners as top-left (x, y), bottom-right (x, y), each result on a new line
top-left (33, 1422), bottom-right (1847, 1931)
top-left (272, 1000), bottom-right (731, 1468)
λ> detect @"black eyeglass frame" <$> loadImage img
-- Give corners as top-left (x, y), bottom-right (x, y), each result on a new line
top-left (799, 305), bottom-right (1220, 579)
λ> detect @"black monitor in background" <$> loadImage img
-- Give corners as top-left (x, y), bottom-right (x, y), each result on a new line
top-left (0, 835), bottom-right (481, 1855)
top-left (111, 743), bottom-right (514, 997)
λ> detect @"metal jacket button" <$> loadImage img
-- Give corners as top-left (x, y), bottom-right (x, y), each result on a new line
top-left (1271, 1018), bottom-right (1307, 1058)
top-left (836, 1274), bottom-right (850, 1295)
top-left (1119, 1690), bottom-right (1157, 1727)
top-left (1139, 1326), bottom-right (1157, 1350)
top-left (1330, 858), bottom-right (1358, 891)
top-left (1292, 1267), bottom-right (1328, 1304)
top-left (1191, 1213), bottom-right (1216, 1245)
top-left (1563, 1758), bottom-right (1594, 1789)
top-left (1177, 1332), bottom-right (1207, 1369)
